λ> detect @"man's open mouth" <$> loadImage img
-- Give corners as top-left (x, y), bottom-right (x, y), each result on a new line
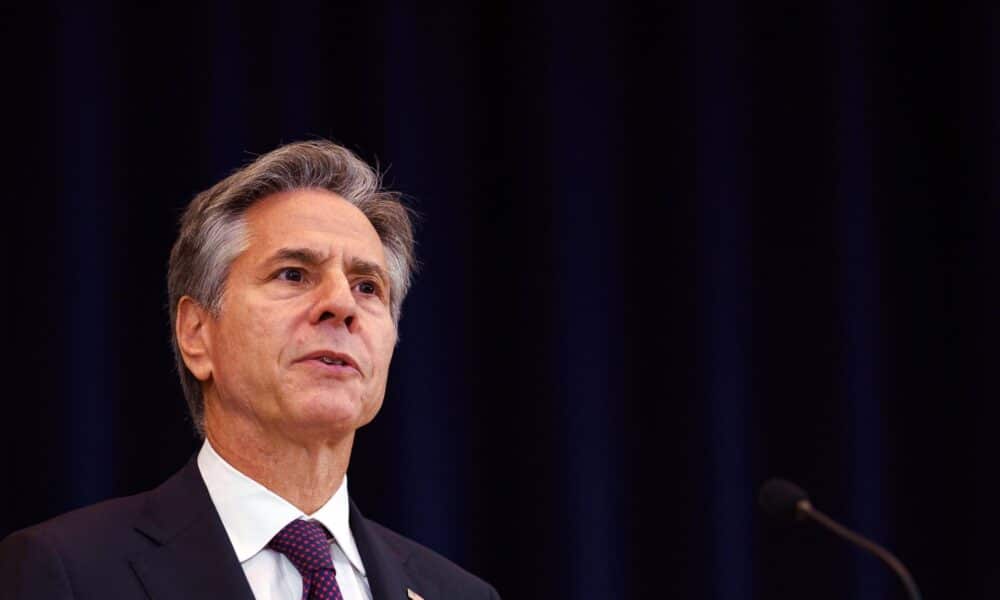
top-left (317, 356), bottom-right (349, 366)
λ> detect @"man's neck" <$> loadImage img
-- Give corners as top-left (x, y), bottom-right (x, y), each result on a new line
top-left (204, 412), bottom-right (354, 515)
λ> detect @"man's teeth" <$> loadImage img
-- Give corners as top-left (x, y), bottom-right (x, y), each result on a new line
top-left (318, 357), bottom-right (347, 366)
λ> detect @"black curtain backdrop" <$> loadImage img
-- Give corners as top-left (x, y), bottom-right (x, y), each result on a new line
top-left (0, 1), bottom-right (997, 598)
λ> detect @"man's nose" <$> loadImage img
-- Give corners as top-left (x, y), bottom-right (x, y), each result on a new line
top-left (309, 272), bottom-right (357, 329)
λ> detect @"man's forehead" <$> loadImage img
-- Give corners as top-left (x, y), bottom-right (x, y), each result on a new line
top-left (242, 190), bottom-right (386, 264)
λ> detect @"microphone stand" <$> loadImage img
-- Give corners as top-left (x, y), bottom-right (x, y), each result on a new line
top-left (796, 499), bottom-right (923, 600)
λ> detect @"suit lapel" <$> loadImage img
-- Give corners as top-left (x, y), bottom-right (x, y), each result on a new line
top-left (128, 459), bottom-right (255, 600)
top-left (125, 459), bottom-right (418, 599)
top-left (350, 501), bottom-right (409, 600)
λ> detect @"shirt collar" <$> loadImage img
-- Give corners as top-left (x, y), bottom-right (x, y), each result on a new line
top-left (196, 439), bottom-right (367, 575)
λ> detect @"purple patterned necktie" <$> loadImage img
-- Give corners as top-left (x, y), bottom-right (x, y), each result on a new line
top-left (268, 519), bottom-right (345, 600)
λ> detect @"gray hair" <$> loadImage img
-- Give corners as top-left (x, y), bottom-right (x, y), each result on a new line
top-left (167, 140), bottom-right (416, 435)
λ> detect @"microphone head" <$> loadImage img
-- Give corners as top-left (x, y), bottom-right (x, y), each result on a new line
top-left (758, 478), bottom-right (810, 520)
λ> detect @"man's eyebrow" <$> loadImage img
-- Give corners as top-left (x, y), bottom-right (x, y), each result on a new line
top-left (350, 258), bottom-right (390, 285)
top-left (265, 247), bottom-right (328, 267)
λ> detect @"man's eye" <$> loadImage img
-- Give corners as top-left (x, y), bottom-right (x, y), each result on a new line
top-left (357, 281), bottom-right (378, 295)
top-left (277, 268), bottom-right (305, 283)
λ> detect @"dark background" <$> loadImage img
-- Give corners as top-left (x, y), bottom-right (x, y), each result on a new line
top-left (0, 1), bottom-right (996, 598)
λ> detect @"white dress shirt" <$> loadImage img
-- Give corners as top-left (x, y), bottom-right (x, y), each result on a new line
top-left (197, 440), bottom-right (372, 600)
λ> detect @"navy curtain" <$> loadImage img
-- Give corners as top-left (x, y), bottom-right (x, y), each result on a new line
top-left (1, 1), bottom-right (996, 598)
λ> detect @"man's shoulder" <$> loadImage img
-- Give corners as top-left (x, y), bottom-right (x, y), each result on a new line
top-left (3, 491), bottom-right (150, 554)
top-left (361, 517), bottom-right (467, 573)
top-left (1, 458), bottom-right (211, 556)
top-left (358, 515), bottom-right (502, 599)
top-left (0, 460), bottom-right (241, 600)
top-left (0, 492), bottom-right (158, 600)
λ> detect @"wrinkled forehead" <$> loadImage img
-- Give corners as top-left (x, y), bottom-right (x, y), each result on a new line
top-left (241, 189), bottom-right (387, 266)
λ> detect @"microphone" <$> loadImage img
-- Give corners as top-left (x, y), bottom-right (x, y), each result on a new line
top-left (758, 478), bottom-right (922, 600)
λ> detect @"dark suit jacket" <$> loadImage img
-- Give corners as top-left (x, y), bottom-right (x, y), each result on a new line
top-left (0, 460), bottom-right (500, 600)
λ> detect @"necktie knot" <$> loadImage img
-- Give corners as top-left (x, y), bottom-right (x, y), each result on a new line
top-left (268, 519), bottom-right (343, 599)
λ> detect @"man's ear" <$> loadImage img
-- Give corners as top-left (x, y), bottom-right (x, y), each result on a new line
top-left (176, 296), bottom-right (214, 382)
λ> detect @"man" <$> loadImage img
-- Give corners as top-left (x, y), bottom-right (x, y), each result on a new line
top-left (0, 140), bottom-right (501, 600)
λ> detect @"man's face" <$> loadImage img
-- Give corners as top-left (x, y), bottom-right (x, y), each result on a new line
top-left (200, 189), bottom-right (397, 441)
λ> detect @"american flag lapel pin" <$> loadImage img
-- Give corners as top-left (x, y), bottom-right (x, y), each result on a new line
top-left (406, 588), bottom-right (425, 600)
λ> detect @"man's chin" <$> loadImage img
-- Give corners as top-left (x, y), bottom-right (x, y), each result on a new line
top-left (283, 395), bottom-right (373, 435)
